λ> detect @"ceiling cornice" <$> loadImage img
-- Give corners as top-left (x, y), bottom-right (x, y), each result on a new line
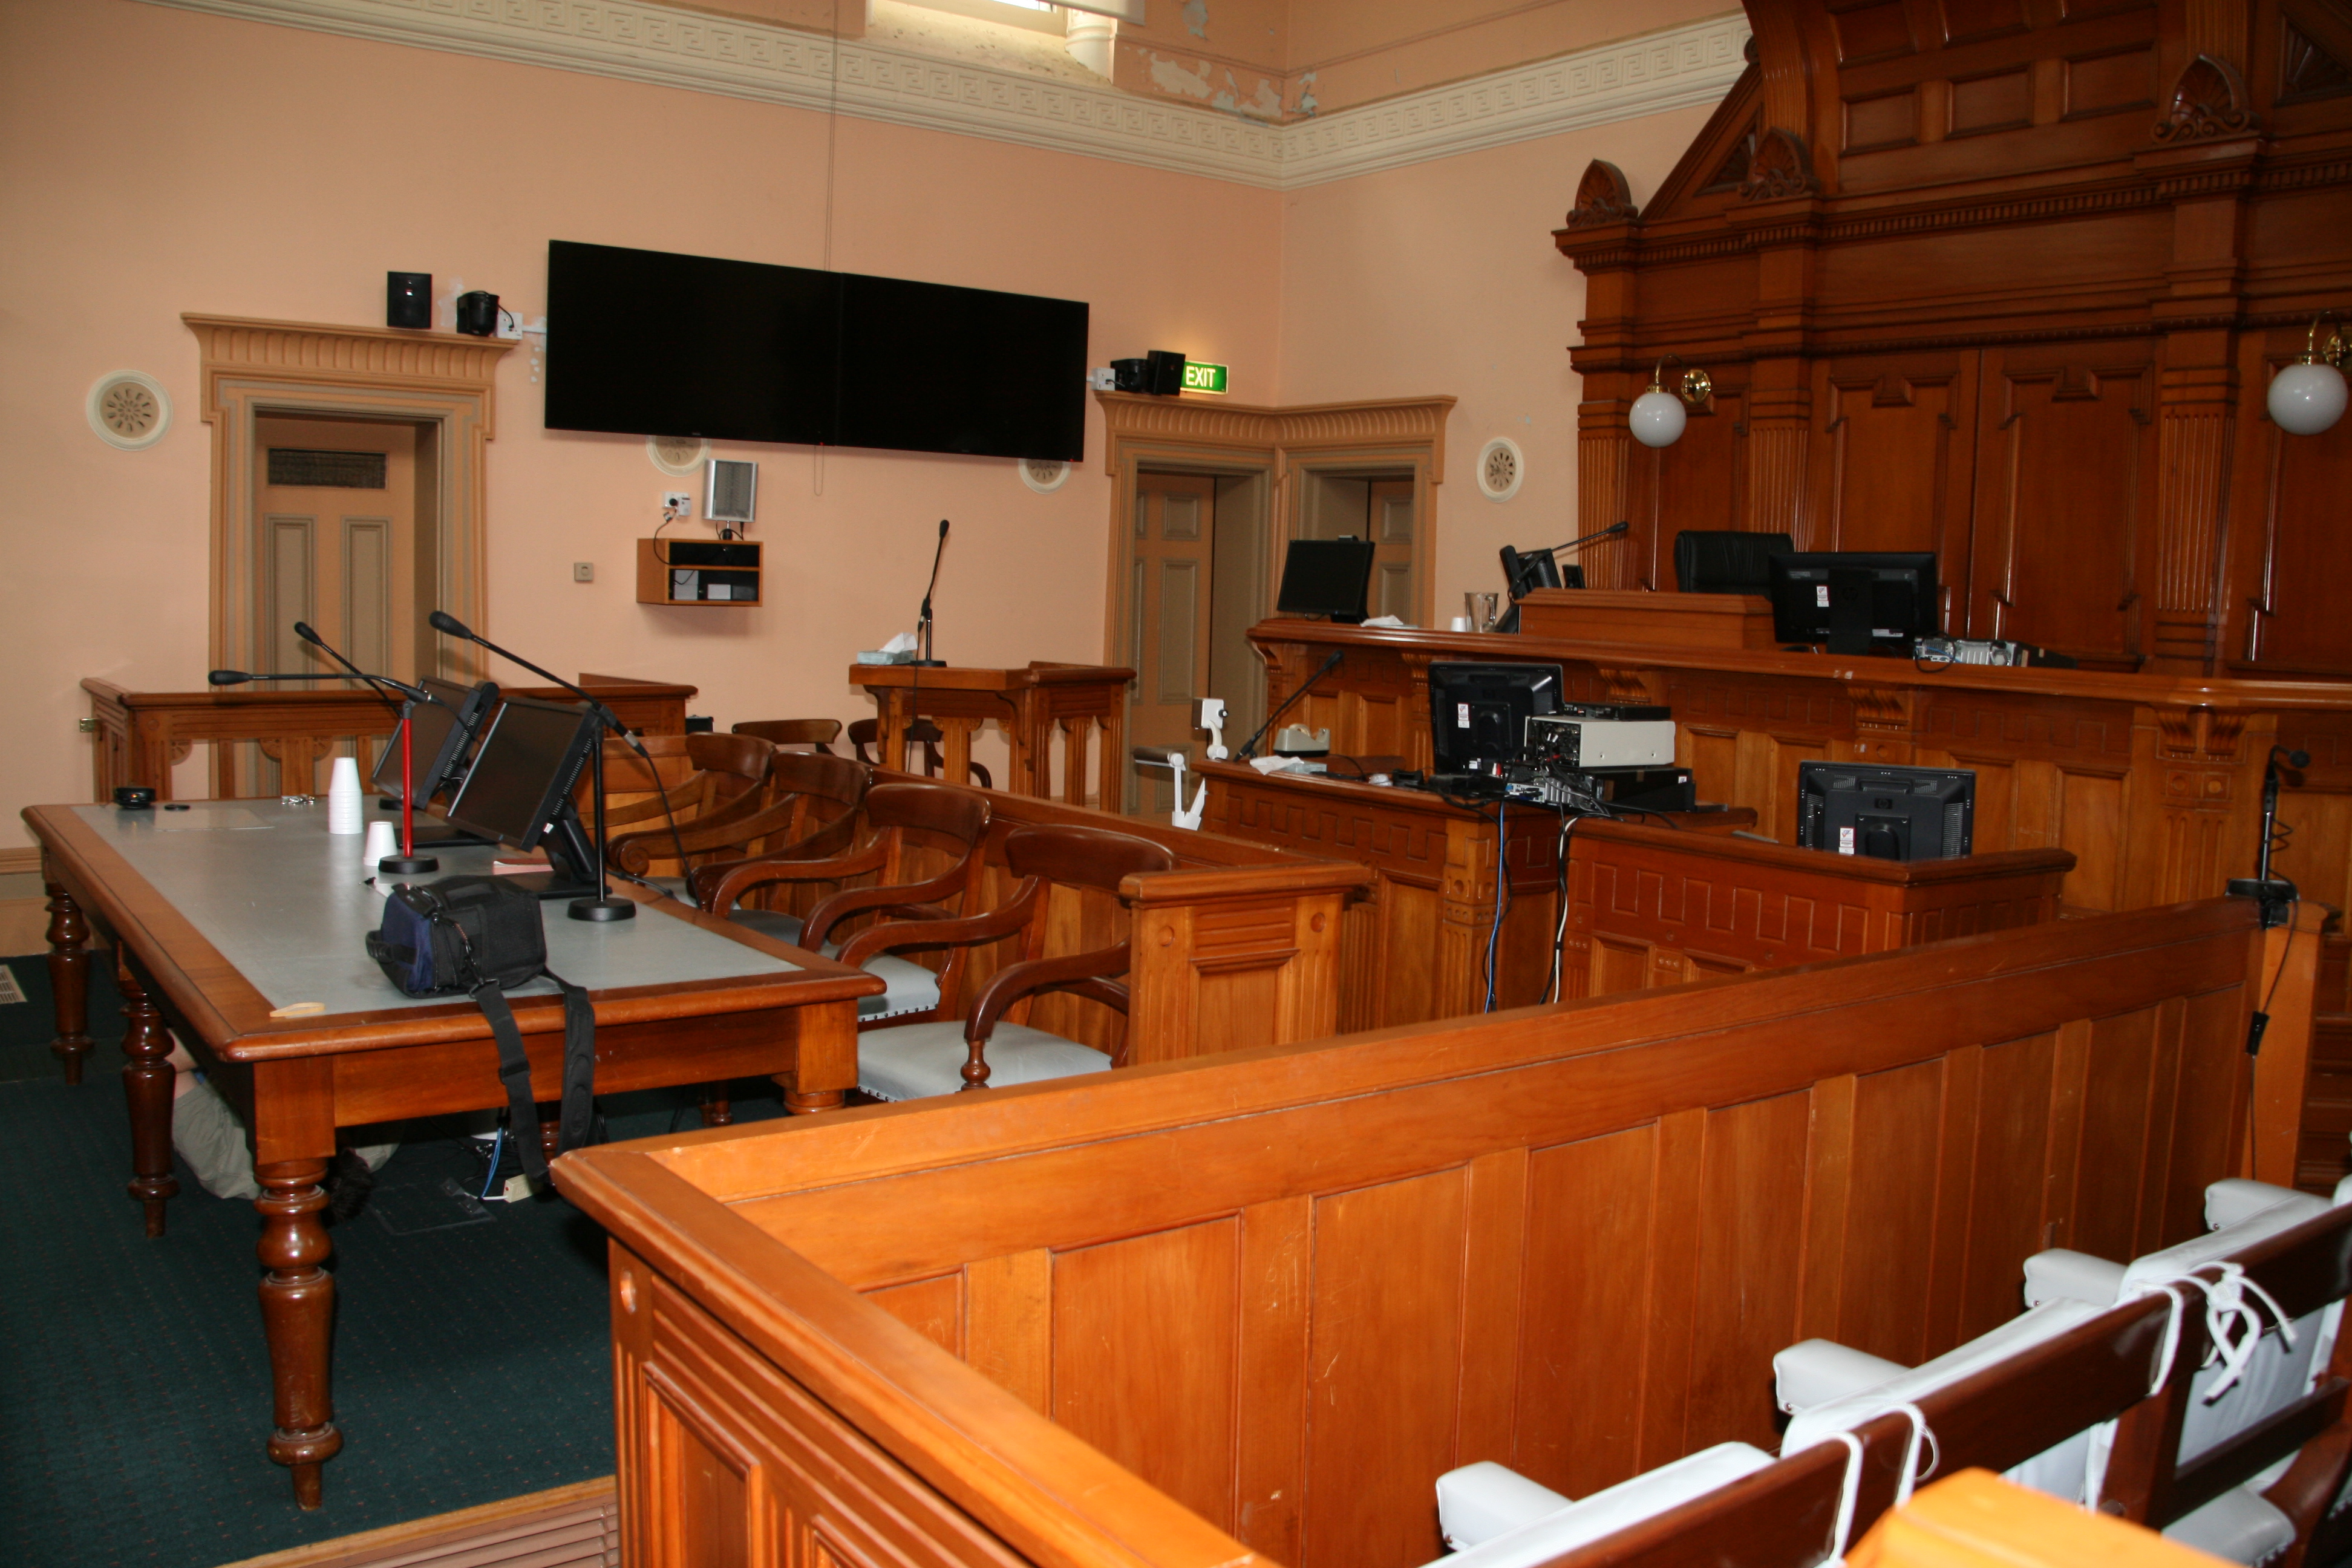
top-left (139, 0), bottom-right (1749, 191)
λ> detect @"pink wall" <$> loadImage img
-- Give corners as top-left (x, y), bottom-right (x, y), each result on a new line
top-left (1275, 108), bottom-right (1714, 621)
top-left (0, 0), bottom-right (1282, 841)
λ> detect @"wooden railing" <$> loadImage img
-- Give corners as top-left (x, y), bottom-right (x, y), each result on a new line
top-left (559, 893), bottom-right (2321, 1568)
top-left (82, 674), bottom-right (694, 801)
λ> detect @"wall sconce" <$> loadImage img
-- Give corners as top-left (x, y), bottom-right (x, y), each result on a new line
top-left (2268, 316), bottom-right (2347, 436)
top-left (1630, 356), bottom-right (1713, 448)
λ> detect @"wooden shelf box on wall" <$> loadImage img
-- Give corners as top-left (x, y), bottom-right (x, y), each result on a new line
top-left (635, 538), bottom-right (761, 607)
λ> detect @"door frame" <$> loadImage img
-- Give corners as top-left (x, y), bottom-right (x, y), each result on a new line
top-left (187, 315), bottom-right (514, 682)
top-left (1098, 391), bottom-right (1455, 706)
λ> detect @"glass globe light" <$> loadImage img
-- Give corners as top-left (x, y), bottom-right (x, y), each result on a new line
top-left (2269, 359), bottom-right (2347, 437)
top-left (1629, 388), bottom-right (1687, 448)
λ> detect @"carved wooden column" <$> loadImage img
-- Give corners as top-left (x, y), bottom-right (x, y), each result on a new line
top-left (2120, 702), bottom-right (2276, 909)
top-left (1559, 163), bottom-right (1645, 583)
top-left (1436, 817), bottom-right (1502, 1020)
top-left (117, 957), bottom-right (178, 1235)
top-left (1734, 137), bottom-right (1824, 543)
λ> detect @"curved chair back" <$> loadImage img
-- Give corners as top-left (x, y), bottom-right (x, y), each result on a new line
top-left (848, 717), bottom-right (992, 789)
top-left (601, 731), bottom-right (773, 822)
top-left (732, 718), bottom-right (841, 753)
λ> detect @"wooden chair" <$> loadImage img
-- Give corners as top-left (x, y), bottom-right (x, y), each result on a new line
top-left (848, 717), bottom-right (991, 789)
top-left (598, 731), bottom-right (774, 849)
top-left (696, 783), bottom-right (992, 1025)
top-left (840, 823), bottom-right (1175, 1100)
top-left (608, 751), bottom-right (868, 884)
top-left (730, 719), bottom-right (841, 754)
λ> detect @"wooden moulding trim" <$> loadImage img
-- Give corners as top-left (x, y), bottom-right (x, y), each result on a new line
top-left (1096, 391), bottom-right (1458, 477)
top-left (183, 314), bottom-right (515, 417)
top-left (1119, 862), bottom-right (1371, 904)
top-left (209, 1477), bottom-right (618, 1568)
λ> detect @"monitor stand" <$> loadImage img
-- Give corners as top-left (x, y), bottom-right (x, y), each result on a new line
top-left (374, 798), bottom-right (497, 848)
top-left (501, 805), bottom-right (601, 903)
top-left (1824, 568), bottom-right (1877, 656)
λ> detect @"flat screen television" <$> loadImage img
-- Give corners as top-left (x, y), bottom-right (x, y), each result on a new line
top-left (1796, 761), bottom-right (1975, 861)
top-left (543, 240), bottom-right (1088, 462)
top-left (1427, 661), bottom-right (1564, 774)
top-left (1767, 551), bottom-right (1940, 655)
top-left (1276, 538), bottom-right (1376, 622)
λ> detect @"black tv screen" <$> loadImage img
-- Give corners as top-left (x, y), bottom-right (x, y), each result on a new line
top-left (544, 240), bottom-right (1088, 462)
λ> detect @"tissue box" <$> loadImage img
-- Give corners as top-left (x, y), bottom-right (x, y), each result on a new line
top-left (857, 649), bottom-right (916, 665)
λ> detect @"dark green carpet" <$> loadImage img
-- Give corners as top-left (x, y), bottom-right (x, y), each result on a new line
top-left (0, 952), bottom-right (790, 1566)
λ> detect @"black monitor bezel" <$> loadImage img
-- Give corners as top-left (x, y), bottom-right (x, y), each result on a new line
top-left (1795, 760), bottom-right (1976, 862)
top-left (370, 678), bottom-right (498, 806)
top-left (1426, 661), bottom-right (1565, 774)
top-left (443, 695), bottom-right (601, 852)
top-left (1276, 538), bottom-right (1378, 622)
top-left (1766, 550), bottom-right (1941, 653)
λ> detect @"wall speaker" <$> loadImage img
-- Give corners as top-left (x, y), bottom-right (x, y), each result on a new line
top-left (1144, 350), bottom-right (1187, 396)
top-left (387, 272), bottom-right (431, 330)
top-left (706, 459), bottom-right (757, 526)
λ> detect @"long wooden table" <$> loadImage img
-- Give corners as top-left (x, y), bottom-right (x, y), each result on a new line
top-left (24, 798), bottom-right (881, 1509)
top-left (852, 661), bottom-right (1128, 806)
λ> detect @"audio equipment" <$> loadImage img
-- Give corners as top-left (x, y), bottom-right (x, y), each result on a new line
top-left (913, 520), bottom-right (950, 668)
top-left (454, 290), bottom-right (499, 336)
top-left (705, 459), bottom-right (757, 527)
top-left (387, 272), bottom-right (431, 330)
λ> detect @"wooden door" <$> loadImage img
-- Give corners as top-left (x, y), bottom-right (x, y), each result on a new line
top-left (253, 416), bottom-right (418, 687)
top-left (2229, 325), bottom-right (2352, 674)
top-left (1129, 472), bottom-right (1214, 812)
top-left (1965, 344), bottom-right (2157, 662)
top-left (1367, 479), bottom-right (1415, 619)
top-left (1808, 351), bottom-right (1979, 628)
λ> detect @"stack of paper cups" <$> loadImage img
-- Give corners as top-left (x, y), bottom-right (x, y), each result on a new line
top-left (361, 819), bottom-right (397, 865)
top-left (327, 756), bottom-right (364, 835)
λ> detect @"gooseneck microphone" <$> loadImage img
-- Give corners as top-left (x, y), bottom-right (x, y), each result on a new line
top-left (2228, 744), bottom-right (2313, 930)
top-left (285, 624), bottom-right (446, 874)
top-left (912, 519), bottom-right (950, 669)
top-left (428, 610), bottom-right (690, 920)
top-left (1238, 650), bottom-right (1344, 760)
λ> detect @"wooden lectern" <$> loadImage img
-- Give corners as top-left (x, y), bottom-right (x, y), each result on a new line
top-left (851, 661), bottom-right (1130, 806)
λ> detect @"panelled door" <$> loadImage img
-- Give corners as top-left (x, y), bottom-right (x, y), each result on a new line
top-left (1806, 351), bottom-right (1979, 630)
top-left (253, 416), bottom-right (419, 687)
top-left (1129, 472), bottom-right (1215, 812)
top-left (1367, 478), bottom-right (1415, 619)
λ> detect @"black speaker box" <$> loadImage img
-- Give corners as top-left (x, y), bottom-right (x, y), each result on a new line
top-left (662, 541), bottom-right (760, 569)
top-left (1144, 349), bottom-right (1186, 395)
top-left (387, 272), bottom-right (431, 330)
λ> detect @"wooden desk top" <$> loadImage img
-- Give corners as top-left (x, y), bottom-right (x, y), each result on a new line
top-left (23, 800), bottom-right (883, 1063)
top-left (1564, 815), bottom-right (2079, 887)
top-left (849, 661), bottom-right (1133, 692)
top-left (1249, 616), bottom-right (2352, 711)
top-left (1196, 758), bottom-right (1756, 832)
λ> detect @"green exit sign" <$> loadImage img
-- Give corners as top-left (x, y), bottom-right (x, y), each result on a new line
top-left (1181, 361), bottom-right (1228, 394)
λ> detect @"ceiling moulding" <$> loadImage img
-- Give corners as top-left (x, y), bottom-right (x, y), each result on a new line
top-left (140, 1), bottom-right (1749, 191)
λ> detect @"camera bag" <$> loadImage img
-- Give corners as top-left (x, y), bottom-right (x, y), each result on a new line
top-left (365, 875), bottom-right (593, 1186)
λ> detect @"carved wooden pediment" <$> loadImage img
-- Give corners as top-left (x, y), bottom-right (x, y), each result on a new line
top-left (1740, 127), bottom-right (1820, 200)
top-left (2280, 17), bottom-right (2352, 106)
top-left (1565, 160), bottom-right (1639, 229)
top-left (2154, 53), bottom-right (2258, 141)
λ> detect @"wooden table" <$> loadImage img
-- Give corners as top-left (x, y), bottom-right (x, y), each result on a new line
top-left (24, 799), bottom-right (881, 1509)
top-left (852, 661), bottom-right (1129, 806)
top-left (84, 672), bottom-right (696, 802)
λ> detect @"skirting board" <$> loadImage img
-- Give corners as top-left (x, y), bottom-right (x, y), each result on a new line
top-left (213, 1478), bottom-right (618, 1568)
top-left (0, 847), bottom-right (40, 878)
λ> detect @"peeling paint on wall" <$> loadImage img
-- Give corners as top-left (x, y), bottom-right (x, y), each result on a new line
top-left (1182, 0), bottom-right (1208, 41)
top-left (1208, 71), bottom-right (1282, 120)
top-left (1295, 68), bottom-right (1318, 117)
top-left (1148, 53), bottom-right (1213, 99)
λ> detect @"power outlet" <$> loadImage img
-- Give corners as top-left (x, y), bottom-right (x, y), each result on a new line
top-left (662, 491), bottom-right (693, 518)
top-left (572, 561), bottom-right (595, 583)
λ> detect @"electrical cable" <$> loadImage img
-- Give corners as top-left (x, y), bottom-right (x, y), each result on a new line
top-left (1483, 798), bottom-right (1509, 1012)
top-left (1544, 813), bottom-right (1581, 1005)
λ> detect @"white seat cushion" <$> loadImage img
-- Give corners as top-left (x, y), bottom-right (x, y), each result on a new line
top-left (1426, 1445), bottom-right (1774, 1568)
top-left (1436, 1461), bottom-right (1571, 1550)
top-left (1781, 1299), bottom-right (2106, 1501)
top-left (724, 910), bottom-right (940, 1019)
top-left (1773, 1340), bottom-right (1909, 1413)
top-left (2165, 1485), bottom-right (2295, 1566)
top-left (857, 1021), bottom-right (1111, 1102)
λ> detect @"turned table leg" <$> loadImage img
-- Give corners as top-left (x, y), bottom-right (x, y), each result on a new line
top-left (781, 1000), bottom-right (855, 1113)
top-left (44, 881), bottom-right (93, 1085)
top-left (699, 1085), bottom-right (734, 1125)
top-left (256, 1156), bottom-right (340, 1508)
top-left (117, 959), bottom-right (178, 1236)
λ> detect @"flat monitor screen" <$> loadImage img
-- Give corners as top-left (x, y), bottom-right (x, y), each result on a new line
top-left (370, 678), bottom-right (497, 805)
top-left (1277, 538), bottom-right (1376, 622)
top-left (445, 696), bottom-right (599, 851)
top-left (1427, 661), bottom-right (1564, 773)
top-left (1797, 761), bottom-right (1975, 861)
top-left (1768, 551), bottom-right (1939, 655)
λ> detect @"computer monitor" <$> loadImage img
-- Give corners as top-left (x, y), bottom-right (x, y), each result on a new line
top-left (1768, 551), bottom-right (1940, 655)
top-left (370, 677), bottom-right (498, 806)
top-left (1674, 531), bottom-right (1791, 594)
top-left (1495, 546), bottom-right (1586, 633)
top-left (1797, 761), bottom-right (1975, 861)
top-left (1276, 538), bottom-right (1376, 623)
top-left (1427, 662), bottom-right (1564, 774)
top-left (445, 696), bottom-right (602, 895)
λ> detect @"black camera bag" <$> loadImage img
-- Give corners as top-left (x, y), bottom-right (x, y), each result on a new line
top-left (365, 875), bottom-right (593, 1186)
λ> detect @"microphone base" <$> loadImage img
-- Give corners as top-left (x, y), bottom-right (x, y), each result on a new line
top-left (567, 895), bottom-right (637, 922)
top-left (905, 658), bottom-right (948, 668)
top-left (377, 854), bottom-right (440, 875)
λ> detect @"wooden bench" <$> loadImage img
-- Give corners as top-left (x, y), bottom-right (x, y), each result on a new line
top-left (557, 893), bottom-right (2322, 1568)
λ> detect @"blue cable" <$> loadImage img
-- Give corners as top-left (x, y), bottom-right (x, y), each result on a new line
top-left (1485, 799), bottom-right (1507, 1011)
top-left (477, 1123), bottom-right (505, 1201)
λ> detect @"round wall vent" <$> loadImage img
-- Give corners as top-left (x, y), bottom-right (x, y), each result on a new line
top-left (1476, 437), bottom-right (1524, 502)
top-left (87, 371), bottom-right (171, 451)
top-left (648, 434), bottom-right (710, 477)
top-left (1019, 458), bottom-right (1071, 494)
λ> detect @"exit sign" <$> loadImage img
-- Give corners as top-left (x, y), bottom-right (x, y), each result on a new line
top-left (1182, 361), bottom-right (1228, 394)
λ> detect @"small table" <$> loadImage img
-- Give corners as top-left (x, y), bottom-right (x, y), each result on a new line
top-left (25, 799), bottom-right (882, 1508)
top-left (852, 661), bottom-right (1129, 806)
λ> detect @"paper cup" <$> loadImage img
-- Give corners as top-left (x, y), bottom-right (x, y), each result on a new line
top-left (326, 755), bottom-right (364, 834)
top-left (362, 820), bottom-right (397, 864)
top-left (1449, 615), bottom-right (1474, 632)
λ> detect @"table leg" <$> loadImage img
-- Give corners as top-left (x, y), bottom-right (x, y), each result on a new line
top-left (255, 1156), bottom-right (339, 1508)
top-left (1098, 709), bottom-right (1125, 815)
top-left (44, 881), bottom-right (93, 1085)
top-left (1060, 718), bottom-right (1089, 807)
top-left (699, 1085), bottom-right (734, 1125)
top-left (880, 691), bottom-right (909, 773)
top-left (780, 1001), bottom-right (855, 1113)
top-left (117, 959), bottom-right (178, 1235)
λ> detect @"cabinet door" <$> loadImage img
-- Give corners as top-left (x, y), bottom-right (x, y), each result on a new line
top-left (1630, 371), bottom-right (1747, 593)
top-left (2228, 325), bottom-right (2352, 674)
top-left (1808, 353), bottom-right (1979, 631)
top-left (1967, 344), bottom-right (2157, 660)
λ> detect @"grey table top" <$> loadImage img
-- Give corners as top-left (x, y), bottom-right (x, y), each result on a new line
top-left (68, 800), bottom-right (802, 1014)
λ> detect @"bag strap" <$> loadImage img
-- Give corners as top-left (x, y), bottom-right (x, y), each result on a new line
top-left (473, 980), bottom-right (548, 1186)
top-left (471, 970), bottom-right (598, 1193)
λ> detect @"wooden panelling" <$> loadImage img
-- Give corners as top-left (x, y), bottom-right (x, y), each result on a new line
top-left (562, 895), bottom-right (2325, 1568)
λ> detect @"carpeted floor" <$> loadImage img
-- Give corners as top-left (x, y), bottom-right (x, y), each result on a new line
top-left (0, 951), bottom-right (790, 1566)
